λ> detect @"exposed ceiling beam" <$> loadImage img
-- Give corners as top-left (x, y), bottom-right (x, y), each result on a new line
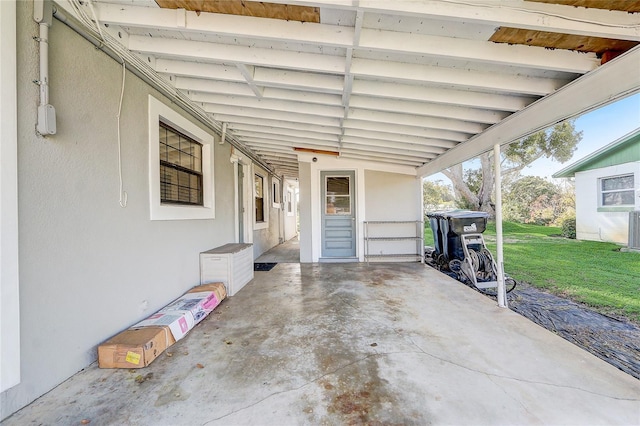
top-left (156, 59), bottom-right (246, 82)
top-left (254, 0), bottom-right (640, 41)
top-left (253, 68), bottom-right (343, 93)
top-left (348, 108), bottom-right (488, 134)
top-left (343, 119), bottom-right (470, 142)
top-left (340, 138), bottom-right (447, 156)
top-left (128, 36), bottom-right (345, 74)
top-left (228, 122), bottom-right (341, 136)
top-left (233, 128), bottom-right (339, 143)
top-left (238, 131), bottom-right (339, 146)
top-left (341, 130), bottom-right (455, 150)
top-left (177, 78), bottom-right (343, 106)
top-left (339, 148), bottom-right (428, 164)
top-left (160, 60), bottom-right (343, 93)
top-left (244, 137), bottom-right (339, 151)
top-left (193, 93), bottom-right (344, 118)
top-left (417, 46), bottom-right (640, 176)
top-left (176, 78), bottom-right (255, 97)
top-left (94, 2), bottom-right (354, 46)
top-left (357, 0), bottom-right (640, 41)
top-left (204, 104), bottom-right (341, 127)
top-left (351, 80), bottom-right (534, 112)
top-left (260, 153), bottom-right (299, 161)
top-left (338, 153), bottom-right (424, 167)
top-left (359, 28), bottom-right (599, 73)
top-left (349, 95), bottom-right (508, 124)
top-left (351, 58), bottom-right (568, 96)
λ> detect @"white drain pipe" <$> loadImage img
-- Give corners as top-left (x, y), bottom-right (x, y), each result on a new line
top-left (220, 122), bottom-right (227, 145)
top-left (494, 143), bottom-right (507, 308)
top-left (34, 0), bottom-right (56, 135)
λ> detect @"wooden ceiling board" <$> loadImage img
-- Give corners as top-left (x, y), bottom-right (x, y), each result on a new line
top-left (490, 27), bottom-right (639, 56)
top-left (155, 0), bottom-right (320, 22)
top-left (527, 0), bottom-right (640, 13)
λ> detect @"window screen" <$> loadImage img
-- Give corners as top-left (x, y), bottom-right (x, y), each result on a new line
top-left (159, 122), bottom-right (203, 206)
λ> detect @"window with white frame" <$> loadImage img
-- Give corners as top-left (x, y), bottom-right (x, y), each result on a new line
top-left (599, 174), bottom-right (635, 207)
top-left (272, 178), bottom-right (281, 208)
top-left (148, 95), bottom-right (214, 220)
top-left (287, 188), bottom-right (294, 215)
top-left (255, 174), bottom-right (265, 223)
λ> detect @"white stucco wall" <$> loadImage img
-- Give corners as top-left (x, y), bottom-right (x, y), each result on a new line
top-left (298, 154), bottom-right (418, 262)
top-left (364, 170), bottom-right (423, 258)
top-left (0, 0), bottom-right (21, 394)
top-left (574, 162), bottom-right (640, 244)
top-left (1, 3), bottom-right (239, 419)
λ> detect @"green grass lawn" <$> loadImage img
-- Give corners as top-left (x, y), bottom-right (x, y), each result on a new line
top-left (425, 221), bottom-right (640, 323)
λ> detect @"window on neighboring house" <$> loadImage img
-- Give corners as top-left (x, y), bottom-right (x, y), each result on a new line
top-left (159, 122), bottom-right (203, 206)
top-left (600, 174), bottom-right (635, 206)
top-left (255, 174), bottom-right (265, 222)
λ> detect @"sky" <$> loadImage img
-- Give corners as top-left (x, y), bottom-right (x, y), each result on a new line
top-left (426, 92), bottom-right (640, 183)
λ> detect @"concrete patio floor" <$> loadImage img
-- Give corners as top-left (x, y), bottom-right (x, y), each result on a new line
top-left (3, 261), bottom-right (639, 425)
top-left (256, 236), bottom-right (300, 263)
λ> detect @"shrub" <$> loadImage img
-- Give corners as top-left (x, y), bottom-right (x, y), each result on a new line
top-left (561, 216), bottom-right (576, 239)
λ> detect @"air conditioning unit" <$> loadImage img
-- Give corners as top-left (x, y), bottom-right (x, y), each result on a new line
top-left (629, 211), bottom-right (640, 249)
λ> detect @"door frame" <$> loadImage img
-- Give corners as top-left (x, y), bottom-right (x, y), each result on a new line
top-left (320, 170), bottom-right (357, 259)
top-left (310, 167), bottom-right (365, 262)
top-left (231, 154), bottom-right (252, 244)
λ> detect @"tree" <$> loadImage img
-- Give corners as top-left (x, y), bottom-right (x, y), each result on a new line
top-left (503, 176), bottom-right (561, 224)
top-left (423, 179), bottom-right (454, 211)
top-left (441, 121), bottom-right (582, 216)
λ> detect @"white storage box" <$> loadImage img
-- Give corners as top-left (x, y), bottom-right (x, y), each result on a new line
top-left (200, 243), bottom-right (254, 296)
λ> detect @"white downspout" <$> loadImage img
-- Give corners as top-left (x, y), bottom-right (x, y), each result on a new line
top-left (220, 122), bottom-right (227, 145)
top-left (494, 144), bottom-right (507, 308)
top-left (34, 0), bottom-right (56, 135)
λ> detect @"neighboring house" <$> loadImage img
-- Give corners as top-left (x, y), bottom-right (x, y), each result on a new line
top-left (554, 128), bottom-right (640, 244)
top-left (1, 0), bottom-right (639, 421)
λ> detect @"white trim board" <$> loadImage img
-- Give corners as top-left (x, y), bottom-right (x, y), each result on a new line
top-left (148, 95), bottom-right (215, 220)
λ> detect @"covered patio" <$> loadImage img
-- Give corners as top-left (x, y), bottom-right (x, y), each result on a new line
top-left (2, 0), bottom-right (640, 421)
top-left (4, 260), bottom-right (638, 425)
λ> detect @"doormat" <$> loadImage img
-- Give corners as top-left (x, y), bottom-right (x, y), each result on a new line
top-left (254, 263), bottom-right (278, 271)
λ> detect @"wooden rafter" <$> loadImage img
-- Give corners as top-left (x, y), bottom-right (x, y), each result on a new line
top-left (154, 0), bottom-right (320, 22)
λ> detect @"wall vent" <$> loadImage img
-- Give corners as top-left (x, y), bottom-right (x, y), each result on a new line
top-left (629, 211), bottom-right (640, 249)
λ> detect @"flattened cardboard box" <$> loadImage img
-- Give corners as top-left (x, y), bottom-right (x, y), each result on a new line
top-left (98, 283), bottom-right (226, 369)
top-left (98, 326), bottom-right (175, 369)
top-left (189, 282), bottom-right (226, 302)
top-left (133, 311), bottom-right (195, 341)
top-left (159, 291), bottom-right (220, 325)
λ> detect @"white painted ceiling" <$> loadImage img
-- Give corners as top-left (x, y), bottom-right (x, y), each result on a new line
top-left (59, 0), bottom-right (640, 177)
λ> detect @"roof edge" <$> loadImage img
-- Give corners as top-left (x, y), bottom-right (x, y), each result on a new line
top-left (552, 126), bottom-right (640, 178)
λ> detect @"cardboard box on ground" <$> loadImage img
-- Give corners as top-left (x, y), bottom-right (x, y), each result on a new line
top-left (98, 282), bottom-right (227, 368)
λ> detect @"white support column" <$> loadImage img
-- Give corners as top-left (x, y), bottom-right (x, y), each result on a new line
top-left (494, 144), bottom-right (507, 308)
